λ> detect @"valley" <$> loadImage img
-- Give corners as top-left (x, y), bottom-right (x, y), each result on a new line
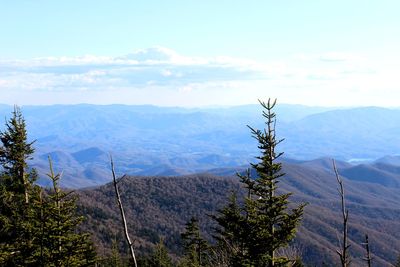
top-left (2, 103), bottom-right (400, 265)
top-left (1, 104), bottom-right (399, 188)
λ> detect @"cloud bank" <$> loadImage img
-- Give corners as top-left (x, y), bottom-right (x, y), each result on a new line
top-left (0, 47), bottom-right (398, 107)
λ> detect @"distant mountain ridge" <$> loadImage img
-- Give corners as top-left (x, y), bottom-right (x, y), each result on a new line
top-left (1, 103), bottom-right (398, 187)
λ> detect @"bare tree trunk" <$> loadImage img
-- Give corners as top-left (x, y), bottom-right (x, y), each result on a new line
top-left (18, 166), bottom-right (29, 204)
top-left (362, 234), bottom-right (372, 267)
top-left (111, 157), bottom-right (138, 267)
top-left (333, 159), bottom-right (350, 267)
top-left (23, 177), bottom-right (29, 204)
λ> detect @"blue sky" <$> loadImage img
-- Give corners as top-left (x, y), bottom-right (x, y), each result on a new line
top-left (1, 1), bottom-right (400, 106)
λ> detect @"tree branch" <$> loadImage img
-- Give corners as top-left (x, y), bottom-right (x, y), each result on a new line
top-left (111, 156), bottom-right (137, 267)
top-left (333, 159), bottom-right (350, 267)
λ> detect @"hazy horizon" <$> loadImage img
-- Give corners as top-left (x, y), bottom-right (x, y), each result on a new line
top-left (1, 101), bottom-right (400, 110)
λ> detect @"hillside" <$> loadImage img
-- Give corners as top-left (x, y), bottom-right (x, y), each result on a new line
top-left (76, 159), bottom-right (400, 265)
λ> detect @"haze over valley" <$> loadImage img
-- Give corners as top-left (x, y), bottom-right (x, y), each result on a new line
top-left (2, 103), bottom-right (400, 188)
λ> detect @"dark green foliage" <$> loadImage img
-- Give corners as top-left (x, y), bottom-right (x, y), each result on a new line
top-left (0, 106), bottom-right (40, 265)
top-left (180, 217), bottom-right (209, 267)
top-left (134, 238), bottom-right (174, 267)
top-left (210, 192), bottom-right (250, 266)
top-left (244, 99), bottom-right (306, 265)
top-left (109, 239), bottom-right (123, 267)
top-left (148, 238), bottom-right (173, 267)
top-left (0, 106), bottom-right (36, 193)
top-left (0, 107), bottom-right (96, 266)
top-left (212, 99), bottom-right (306, 266)
top-left (34, 159), bottom-right (96, 266)
top-left (96, 238), bottom-right (131, 267)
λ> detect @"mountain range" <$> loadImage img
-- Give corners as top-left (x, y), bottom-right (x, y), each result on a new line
top-left (1, 103), bottom-right (400, 264)
top-left (1, 103), bottom-right (400, 187)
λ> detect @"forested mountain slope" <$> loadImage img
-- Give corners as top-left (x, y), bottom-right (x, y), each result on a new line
top-left (76, 159), bottom-right (400, 265)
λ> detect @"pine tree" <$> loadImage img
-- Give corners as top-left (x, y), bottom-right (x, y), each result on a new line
top-left (0, 106), bottom-right (40, 265)
top-left (180, 217), bottom-right (209, 267)
top-left (0, 107), bottom-right (96, 266)
top-left (110, 238), bottom-right (123, 267)
top-left (38, 157), bottom-right (96, 266)
top-left (210, 192), bottom-right (250, 266)
top-left (148, 238), bottom-right (173, 267)
top-left (0, 106), bottom-right (36, 204)
top-left (213, 99), bottom-right (306, 266)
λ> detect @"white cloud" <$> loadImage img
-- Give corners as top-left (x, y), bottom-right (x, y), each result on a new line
top-left (0, 46), bottom-right (271, 93)
top-left (0, 47), bottom-right (399, 107)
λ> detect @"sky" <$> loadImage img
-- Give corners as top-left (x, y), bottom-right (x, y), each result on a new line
top-left (1, 1), bottom-right (400, 107)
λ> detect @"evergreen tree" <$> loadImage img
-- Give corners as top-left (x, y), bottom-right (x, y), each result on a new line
top-left (0, 107), bottom-right (96, 266)
top-left (0, 106), bottom-right (40, 265)
top-left (110, 238), bottom-right (123, 267)
top-left (0, 106), bottom-right (36, 204)
top-left (210, 192), bottom-right (250, 266)
top-left (148, 238), bottom-right (173, 267)
top-left (180, 217), bottom-right (209, 267)
top-left (213, 99), bottom-right (306, 266)
top-left (38, 158), bottom-right (96, 266)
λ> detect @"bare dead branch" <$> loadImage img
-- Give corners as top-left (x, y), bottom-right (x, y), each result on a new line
top-left (362, 234), bottom-right (372, 267)
top-left (333, 159), bottom-right (350, 267)
top-left (111, 156), bottom-right (138, 267)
